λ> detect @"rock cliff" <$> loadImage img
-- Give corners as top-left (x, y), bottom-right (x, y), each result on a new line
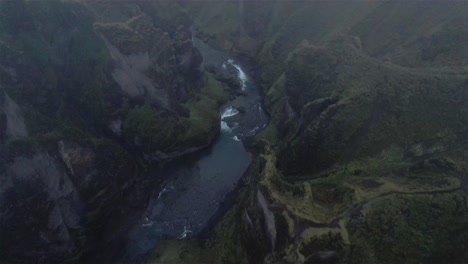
top-left (0, 1), bottom-right (232, 263)
top-left (148, 1), bottom-right (468, 263)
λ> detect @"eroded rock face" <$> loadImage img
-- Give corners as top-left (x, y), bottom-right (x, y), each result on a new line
top-left (102, 38), bottom-right (171, 110)
top-left (96, 14), bottom-right (203, 114)
top-left (0, 1), bottom-right (225, 263)
top-left (58, 140), bottom-right (96, 178)
top-left (0, 139), bottom-right (142, 263)
top-left (0, 112), bottom-right (6, 144)
top-left (109, 119), bottom-right (123, 136)
top-left (0, 91), bottom-right (27, 141)
top-left (0, 153), bottom-right (84, 263)
top-left (151, 2), bottom-right (468, 263)
top-left (256, 190), bottom-right (276, 252)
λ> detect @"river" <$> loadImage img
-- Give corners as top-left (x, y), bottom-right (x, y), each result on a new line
top-left (112, 39), bottom-right (268, 263)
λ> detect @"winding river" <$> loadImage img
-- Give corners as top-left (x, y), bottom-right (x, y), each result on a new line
top-left (116, 39), bottom-right (268, 263)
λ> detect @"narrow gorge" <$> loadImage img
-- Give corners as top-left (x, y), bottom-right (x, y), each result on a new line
top-left (0, 1), bottom-right (467, 264)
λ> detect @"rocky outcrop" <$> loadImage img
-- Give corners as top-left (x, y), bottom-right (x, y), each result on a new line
top-left (1, 1), bottom-right (467, 264)
top-left (0, 138), bottom-right (139, 263)
top-left (256, 190), bottom-right (276, 252)
top-left (58, 141), bottom-right (95, 178)
top-left (160, 2), bottom-right (468, 264)
top-left (103, 38), bottom-right (171, 110)
top-left (95, 14), bottom-right (203, 114)
top-left (0, 1), bottom-right (219, 263)
top-left (0, 153), bottom-right (84, 263)
top-left (91, 11), bottom-right (228, 158)
top-left (0, 90), bottom-right (27, 141)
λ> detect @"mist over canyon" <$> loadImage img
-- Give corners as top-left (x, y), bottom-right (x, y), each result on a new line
top-left (0, 1), bottom-right (467, 264)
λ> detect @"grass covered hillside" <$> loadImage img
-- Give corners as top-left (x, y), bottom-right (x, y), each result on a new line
top-left (148, 1), bottom-right (468, 263)
top-left (0, 0), bottom-right (467, 263)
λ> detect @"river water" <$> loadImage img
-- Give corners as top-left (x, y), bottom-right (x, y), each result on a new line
top-left (116, 39), bottom-right (268, 263)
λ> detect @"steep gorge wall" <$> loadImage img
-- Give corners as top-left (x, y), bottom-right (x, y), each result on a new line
top-left (0, 1), bottom-right (231, 263)
top-left (0, 1), bottom-right (467, 263)
top-left (177, 1), bottom-right (468, 263)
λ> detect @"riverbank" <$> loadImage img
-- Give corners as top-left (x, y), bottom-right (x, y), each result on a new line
top-left (79, 38), bottom-right (268, 264)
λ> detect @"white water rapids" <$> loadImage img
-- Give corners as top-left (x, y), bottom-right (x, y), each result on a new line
top-left (220, 106), bottom-right (240, 133)
top-left (224, 59), bottom-right (248, 91)
top-left (96, 38), bottom-right (268, 264)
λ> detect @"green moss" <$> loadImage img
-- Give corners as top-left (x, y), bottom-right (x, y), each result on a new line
top-left (347, 192), bottom-right (468, 264)
top-left (146, 240), bottom-right (208, 264)
top-left (265, 74), bottom-right (286, 108)
top-left (124, 104), bottom-right (181, 152)
top-left (123, 74), bottom-right (229, 153)
top-left (183, 74), bottom-right (229, 142)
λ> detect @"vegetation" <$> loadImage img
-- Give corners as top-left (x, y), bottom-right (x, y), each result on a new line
top-left (1, 1), bottom-right (467, 263)
top-left (123, 73), bottom-right (229, 153)
top-left (0, 0), bottom-right (229, 157)
top-left (150, 1), bottom-right (468, 264)
top-left (0, 1), bottom-right (229, 263)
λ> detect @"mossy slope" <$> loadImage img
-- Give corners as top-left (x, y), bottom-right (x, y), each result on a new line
top-left (163, 1), bottom-right (468, 263)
